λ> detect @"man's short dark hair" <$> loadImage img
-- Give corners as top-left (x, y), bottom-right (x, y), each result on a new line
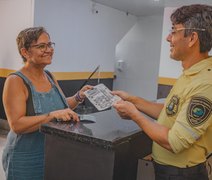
top-left (171, 4), bottom-right (212, 53)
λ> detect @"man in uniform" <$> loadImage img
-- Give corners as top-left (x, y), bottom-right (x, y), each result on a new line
top-left (113, 4), bottom-right (212, 180)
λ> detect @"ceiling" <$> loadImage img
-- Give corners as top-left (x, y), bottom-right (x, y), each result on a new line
top-left (93, 0), bottom-right (212, 16)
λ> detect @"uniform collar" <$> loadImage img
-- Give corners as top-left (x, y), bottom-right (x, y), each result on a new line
top-left (183, 56), bottom-right (212, 76)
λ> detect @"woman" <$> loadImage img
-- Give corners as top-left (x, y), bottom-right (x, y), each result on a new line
top-left (2, 27), bottom-right (92, 179)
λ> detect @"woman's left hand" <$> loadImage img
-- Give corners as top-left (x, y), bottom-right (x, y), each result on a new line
top-left (78, 85), bottom-right (93, 99)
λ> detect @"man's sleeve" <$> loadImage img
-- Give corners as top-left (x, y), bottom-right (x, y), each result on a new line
top-left (168, 87), bottom-right (212, 154)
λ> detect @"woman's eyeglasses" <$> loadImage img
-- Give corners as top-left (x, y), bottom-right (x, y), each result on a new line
top-left (30, 42), bottom-right (55, 52)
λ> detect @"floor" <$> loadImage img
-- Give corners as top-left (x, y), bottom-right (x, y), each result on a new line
top-left (0, 134), bottom-right (6, 180)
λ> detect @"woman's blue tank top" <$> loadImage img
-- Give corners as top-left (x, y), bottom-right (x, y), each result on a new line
top-left (2, 71), bottom-right (68, 180)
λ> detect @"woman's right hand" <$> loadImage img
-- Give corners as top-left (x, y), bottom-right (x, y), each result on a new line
top-left (49, 108), bottom-right (79, 122)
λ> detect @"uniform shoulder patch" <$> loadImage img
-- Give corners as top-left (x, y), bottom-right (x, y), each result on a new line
top-left (166, 95), bottom-right (180, 116)
top-left (187, 96), bottom-right (212, 127)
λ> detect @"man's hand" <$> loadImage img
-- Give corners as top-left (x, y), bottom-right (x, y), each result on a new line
top-left (113, 100), bottom-right (140, 120)
top-left (111, 90), bottom-right (131, 101)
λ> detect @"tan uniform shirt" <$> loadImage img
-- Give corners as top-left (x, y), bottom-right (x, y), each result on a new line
top-left (152, 57), bottom-right (212, 167)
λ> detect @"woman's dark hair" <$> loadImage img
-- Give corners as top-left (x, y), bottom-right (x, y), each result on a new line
top-left (16, 27), bottom-right (49, 62)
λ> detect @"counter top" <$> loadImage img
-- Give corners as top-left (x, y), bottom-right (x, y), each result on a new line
top-left (40, 109), bottom-right (144, 150)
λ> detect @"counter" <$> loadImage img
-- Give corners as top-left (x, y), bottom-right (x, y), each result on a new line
top-left (41, 109), bottom-right (152, 180)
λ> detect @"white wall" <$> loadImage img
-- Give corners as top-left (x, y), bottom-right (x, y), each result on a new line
top-left (0, 0), bottom-right (34, 70)
top-left (0, 0), bottom-right (164, 101)
top-left (34, 0), bottom-right (137, 72)
top-left (113, 15), bottom-right (164, 100)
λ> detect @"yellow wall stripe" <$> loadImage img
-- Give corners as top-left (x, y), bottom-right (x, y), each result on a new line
top-left (0, 68), bottom-right (16, 77)
top-left (53, 72), bottom-right (114, 80)
top-left (158, 77), bottom-right (177, 86)
top-left (0, 68), bottom-right (114, 80)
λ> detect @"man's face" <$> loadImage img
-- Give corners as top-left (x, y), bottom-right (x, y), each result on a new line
top-left (166, 24), bottom-right (191, 61)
